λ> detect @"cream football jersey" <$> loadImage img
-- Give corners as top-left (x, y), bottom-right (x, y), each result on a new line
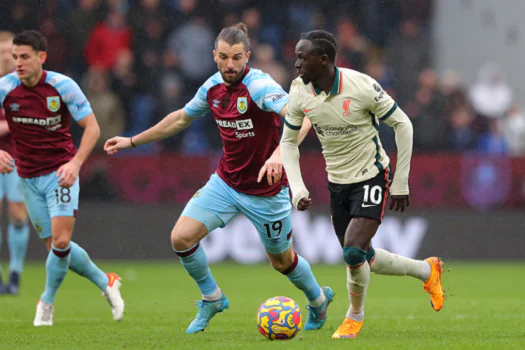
top-left (283, 67), bottom-right (412, 195)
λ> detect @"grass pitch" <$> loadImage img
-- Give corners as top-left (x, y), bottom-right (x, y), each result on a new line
top-left (1, 261), bottom-right (524, 349)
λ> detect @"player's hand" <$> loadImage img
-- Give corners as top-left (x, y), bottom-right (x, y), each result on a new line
top-left (296, 197), bottom-right (312, 211)
top-left (257, 153), bottom-right (283, 186)
top-left (389, 194), bottom-right (410, 212)
top-left (0, 150), bottom-right (15, 174)
top-left (104, 136), bottom-right (133, 156)
top-left (56, 160), bottom-right (81, 188)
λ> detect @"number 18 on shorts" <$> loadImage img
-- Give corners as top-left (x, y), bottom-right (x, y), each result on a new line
top-left (19, 171), bottom-right (80, 239)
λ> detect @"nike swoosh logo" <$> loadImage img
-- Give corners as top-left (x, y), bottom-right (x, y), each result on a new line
top-left (361, 203), bottom-right (379, 208)
top-left (303, 108), bottom-right (314, 113)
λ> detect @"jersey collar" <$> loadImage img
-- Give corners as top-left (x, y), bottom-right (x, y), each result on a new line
top-left (311, 66), bottom-right (342, 96)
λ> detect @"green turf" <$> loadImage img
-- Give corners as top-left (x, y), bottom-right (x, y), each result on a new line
top-left (1, 261), bottom-right (524, 349)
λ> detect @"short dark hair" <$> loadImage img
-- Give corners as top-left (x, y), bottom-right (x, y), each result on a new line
top-left (215, 22), bottom-right (250, 50)
top-left (13, 30), bottom-right (47, 52)
top-left (300, 30), bottom-right (337, 62)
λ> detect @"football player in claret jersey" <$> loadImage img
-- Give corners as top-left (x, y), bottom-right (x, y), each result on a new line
top-left (0, 31), bottom-right (30, 295)
top-left (281, 30), bottom-right (445, 339)
top-left (105, 23), bottom-right (334, 334)
top-left (0, 30), bottom-right (124, 326)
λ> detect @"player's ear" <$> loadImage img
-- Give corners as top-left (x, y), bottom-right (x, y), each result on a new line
top-left (39, 51), bottom-right (47, 65)
top-left (320, 54), bottom-right (329, 67)
top-left (245, 50), bottom-right (251, 63)
top-left (213, 49), bottom-right (217, 63)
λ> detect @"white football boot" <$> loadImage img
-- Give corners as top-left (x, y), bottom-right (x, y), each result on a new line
top-left (33, 300), bottom-right (54, 326)
top-left (102, 273), bottom-right (125, 321)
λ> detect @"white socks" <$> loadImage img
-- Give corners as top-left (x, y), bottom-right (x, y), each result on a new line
top-left (310, 290), bottom-right (327, 308)
top-left (345, 262), bottom-right (370, 322)
top-left (202, 287), bottom-right (222, 301)
top-left (370, 248), bottom-right (431, 282)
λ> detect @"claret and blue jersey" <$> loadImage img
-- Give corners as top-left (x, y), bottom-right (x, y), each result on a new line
top-left (0, 70), bottom-right (93, 178)
top-left (184, 67), bottom-right (289, 196)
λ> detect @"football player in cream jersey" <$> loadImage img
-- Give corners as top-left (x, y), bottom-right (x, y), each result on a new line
top-left (280, 30), bottom-right (445, 339)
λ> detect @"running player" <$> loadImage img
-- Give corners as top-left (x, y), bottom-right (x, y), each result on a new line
top-left (105, 23), bottom-right (334, 334)
top-left (0, 31), bottom-right (30, 295)
top-left (281, 30), bottom-right (445, 339)
top-left (0, 30), bottom-right (124, 326)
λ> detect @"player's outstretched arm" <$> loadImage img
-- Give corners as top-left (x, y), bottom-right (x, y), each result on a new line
top-left (280, 118), bottom-right (312, 211)
top-left (104, 108), bottom-right (193, 155)
top-left (57, 113), bottom-right (100, 187)
top-left (382, 106), bottom-right (413, 212)
top-left (0, 150), bottom-right (15, 174)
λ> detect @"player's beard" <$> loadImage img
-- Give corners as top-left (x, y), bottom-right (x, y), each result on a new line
top-left (221, 65), bottom-right (245, 85)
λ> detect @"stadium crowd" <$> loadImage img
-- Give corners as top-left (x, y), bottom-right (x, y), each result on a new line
top-left (1, 0), bottom-right (524, 156)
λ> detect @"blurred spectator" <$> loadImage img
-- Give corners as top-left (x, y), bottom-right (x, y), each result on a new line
top-left (500, 105), bottom-right (525, 156)
top-left (134, 18), bottom-right (167, 93)
top-left (446, 106), bottom-right (477, 152)
top-left (85, 9), bottom-right (132, 70)
top-left (128, 0), bottom-right (170, 37)
top-left (66, 0), bottom-right (105, 77)
top-left (251, 44), bottom-right (289, 88)
top-left (40, 19), bottom-right (67, 73)
top-left (405, 69), bottom-right (446, 151)
top-left (110, 49), bottom-right (138, 121)
top-left (4, 2), bottom-right (39, 33)
top-left (365, 59), bottom-right (395, 93)
top-left (157, 73), bottom-right (187, 152)
top-left (477, 120), bottom-right (508, 155)
top-left (167, 16), bottom-right (215, 93)
top-left (83, 67), bottom-right (126, 152)
top-left (385, 19), bottom-right (431, 104)
top-left (335, 18), bottom-right (367, 72)
top-left (469, 63), bottom-right (513, 122)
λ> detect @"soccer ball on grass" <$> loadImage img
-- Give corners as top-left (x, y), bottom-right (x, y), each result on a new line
top-left (256, 296), bottom-right (302, 340)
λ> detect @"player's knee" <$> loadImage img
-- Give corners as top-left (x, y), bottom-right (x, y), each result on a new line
top-left (11, 218), bottom-right (27, 230)
top-left (171, 228), bottom-right (195, 251)
top-left (343, 246), bottom-right (367, 268)
top-left (9, 212), bottom-right (28, 228)
top-left (52, 236), bottom-right (71, 250)
top-left (171, 218), bottom-right (207, 251)
top-left (270, 250), bottom-right (297, 274)
top-left (270, 259), bottom-right (288, 273)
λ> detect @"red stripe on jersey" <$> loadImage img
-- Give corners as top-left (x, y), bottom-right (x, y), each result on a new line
top-left (380, 168), bottom-right (391, 222)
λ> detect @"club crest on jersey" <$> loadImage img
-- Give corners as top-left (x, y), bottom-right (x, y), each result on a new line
top-left (237, 97), bottom-right (248, 114)
top-left (342, 98), bottom-right (351, 117)
top-left (47, 96), bottom-right (60, 112)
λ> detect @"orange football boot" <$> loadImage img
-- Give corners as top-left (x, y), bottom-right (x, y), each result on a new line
top-left (423, 257), bottom-right (445, 311)
top-left (332, 318), bottom-right (364, 339)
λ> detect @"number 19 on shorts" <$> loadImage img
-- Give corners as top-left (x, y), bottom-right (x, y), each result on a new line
top-left (264, 220), bottom-right (282, 239)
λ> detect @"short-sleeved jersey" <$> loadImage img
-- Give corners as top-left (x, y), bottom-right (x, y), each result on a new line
top-left (0, 71), bottom-right (93, 178)
top-left (184, 67), bottom-right (289, 196)
top-left (286, 67), bottom-right (398, 185)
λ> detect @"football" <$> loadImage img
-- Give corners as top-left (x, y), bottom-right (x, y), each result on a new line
top-left (256, 296), bottom-right (302, 340)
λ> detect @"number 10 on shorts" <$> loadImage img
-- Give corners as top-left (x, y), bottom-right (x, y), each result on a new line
top-left (363, 185), bottom-right (382, 206)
